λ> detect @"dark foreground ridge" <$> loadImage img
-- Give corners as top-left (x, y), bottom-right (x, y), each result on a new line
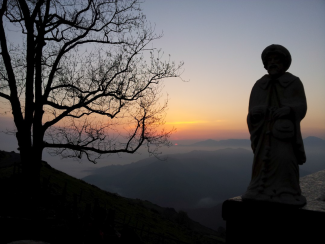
top-left (0, 150), bottom-right (224, 244)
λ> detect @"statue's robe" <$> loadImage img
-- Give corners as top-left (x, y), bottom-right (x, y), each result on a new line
top-left (242, 72), bottom-right (307, 206)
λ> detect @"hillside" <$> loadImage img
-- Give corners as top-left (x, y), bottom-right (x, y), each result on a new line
top-left (0, 150), bottom-right (224, 244)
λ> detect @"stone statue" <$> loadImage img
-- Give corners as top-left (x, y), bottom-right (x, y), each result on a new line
top-left (242, 44), bottom-right (307, 206)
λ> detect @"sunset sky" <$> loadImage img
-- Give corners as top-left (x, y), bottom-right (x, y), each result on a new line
top-left (0, 0), bottom-right (324, 145)
top-left (140, 0), bottom-right (325, 140)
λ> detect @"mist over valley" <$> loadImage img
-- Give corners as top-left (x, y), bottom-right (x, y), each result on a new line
top-left (81, 137), bottom-right (325, 229)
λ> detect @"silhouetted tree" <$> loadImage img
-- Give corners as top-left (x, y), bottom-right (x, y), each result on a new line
top-left (0, 0), bottom-right (183, 192)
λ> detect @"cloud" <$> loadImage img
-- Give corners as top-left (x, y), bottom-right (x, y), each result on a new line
top-left (196, 197), bottom-right (218, 208)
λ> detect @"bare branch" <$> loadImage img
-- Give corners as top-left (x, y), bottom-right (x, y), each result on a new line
top-left (1, 0), bottom-right (184, 164)
top-left (0, 91), bottom-right (10, 100)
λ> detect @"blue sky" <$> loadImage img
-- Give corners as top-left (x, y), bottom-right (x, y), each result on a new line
top-left (139, 0), bottom-right (325, 140)
top-left (1, 0), bottom-right (324, 140)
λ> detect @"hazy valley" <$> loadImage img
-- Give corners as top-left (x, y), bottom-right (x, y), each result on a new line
top-left (81, 136), bottom-right (325, 229)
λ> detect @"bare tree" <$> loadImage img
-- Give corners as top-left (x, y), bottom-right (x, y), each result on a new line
top-left (0, 0), bottom-right (183, 190)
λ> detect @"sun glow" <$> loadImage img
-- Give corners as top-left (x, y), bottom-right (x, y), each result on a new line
top-left (166, 120), bottom-right (208, 125)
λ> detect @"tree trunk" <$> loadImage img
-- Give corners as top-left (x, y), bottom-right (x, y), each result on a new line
top-left (17, 130), bottom-right (42, 201)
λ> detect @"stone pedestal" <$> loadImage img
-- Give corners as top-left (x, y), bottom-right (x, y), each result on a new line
top-left (222, 170), bottom-right (325, 244)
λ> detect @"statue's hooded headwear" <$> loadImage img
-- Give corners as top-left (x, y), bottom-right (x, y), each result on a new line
top-left (261, 44), bottom-right (292, 72)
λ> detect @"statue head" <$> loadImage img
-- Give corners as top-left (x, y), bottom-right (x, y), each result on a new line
top-left (261, 44), bottom-right (291, 78)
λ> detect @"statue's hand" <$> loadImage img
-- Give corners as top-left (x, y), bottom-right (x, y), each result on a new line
top-left (273, 106), bottom-right (290, 119)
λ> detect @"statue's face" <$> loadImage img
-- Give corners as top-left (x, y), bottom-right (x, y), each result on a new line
top-left (266, 54), bottom-right (285, 78)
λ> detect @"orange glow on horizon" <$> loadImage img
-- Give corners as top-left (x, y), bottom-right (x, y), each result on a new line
top-left (163, 118), bottom-right (325, 141)
top-left (166, 120), bottom-right (208, 125)
top-left (166, 120), bottom-right (226, 125)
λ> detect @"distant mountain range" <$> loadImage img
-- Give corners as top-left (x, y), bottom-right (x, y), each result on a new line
top-left (82, 136), bottom-right (325, 230)
top-left (185, 136), bottom-right (325, 148)
top-left (83, 148), bottom-right (253, 209)
top-left (303, 136), bottom-right (325, 148)
top-left (189, 139), bottom-right (251, 148)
